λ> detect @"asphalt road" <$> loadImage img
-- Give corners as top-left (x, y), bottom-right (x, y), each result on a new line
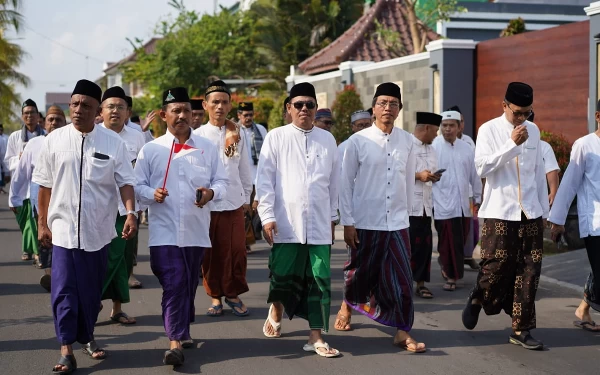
top-left (0, 193), bottom-right (598, 375)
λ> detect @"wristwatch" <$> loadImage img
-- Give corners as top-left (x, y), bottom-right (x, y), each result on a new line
top-left (126, 210), bottom-right (139, 218)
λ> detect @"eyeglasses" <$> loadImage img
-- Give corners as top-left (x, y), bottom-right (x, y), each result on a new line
top-left (292, 101), bottom-right (316, 110)
top-left (505, 102), bottom-right (532, 119)
top-left (375, 101), bottom-right (400, 109)
top-left (104, 104), bottom-right (127, 111)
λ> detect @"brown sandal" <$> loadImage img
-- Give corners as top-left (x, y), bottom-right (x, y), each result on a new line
top-left (334, 312), bottom-right (352, 331)
top-left (394, 337), bottom-right (426, 353)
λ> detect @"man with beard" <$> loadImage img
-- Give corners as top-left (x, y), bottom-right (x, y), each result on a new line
top-left (191, 99), bottom-right (205, 130)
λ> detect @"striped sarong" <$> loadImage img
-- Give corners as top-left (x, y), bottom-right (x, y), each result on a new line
top-left (14, 198), bottom-right (38, 256)
top-left (343, 229), bottom-right (414, 331)
top-left (267, 243), bottom-right (331, 332)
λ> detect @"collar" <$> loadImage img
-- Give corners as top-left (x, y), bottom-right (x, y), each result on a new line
top-left (500, 113), bottom-right (517, 131)
top-left (291, 123), bottom-right (314, 134)
top-left (165, 128), bottom-right (194, 145)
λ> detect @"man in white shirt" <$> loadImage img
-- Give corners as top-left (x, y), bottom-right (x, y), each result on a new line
top-left (527, 112), bottom-right (561, 207)
top-left (98, 86), bottom-right (146, 326)
top-left (5, 99), bottom-right (45, 261)
top-left (549, 100), bottom-right (600, 333)
top-left (196, 81), bottom-right (253, 317)
top-left (191, 99), bottom-right (205, 130)
top-left (337, 110), bottom-right (372, 162)
top-left (134, 87), bottom-right (227, 367)
top-left (408, 112), bottom-right (440, 301)
top-left (257, 82), bottom-right (340, 358)
top-left (0, 123), bottom-right (9, 194)
top-left (125, 96), bottom-right (154, 143)
top-left (462, 82), bottom-right (548, 350)
top-left (10, 105), bottom-right (66, 291)
top-left (433, 110), bottom-right (482, 292)
top-left (33, 79), bottom-right (137, 373)
top-left (237, 101), bottom-right (267, 252)
top-left (339, 82), bottom-right (425, 353)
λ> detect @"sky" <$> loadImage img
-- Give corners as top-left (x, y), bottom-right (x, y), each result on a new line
top-left (9, 0), bottom-right (238, 111)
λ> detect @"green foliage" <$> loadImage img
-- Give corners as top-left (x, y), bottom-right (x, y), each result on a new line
top-left (414, 0), bottom-right (466, 30)
top-left (541, 130), bottom-right (571, 180)
top-left (500, 17), bottom-right (526, 37)
top-left (268, 93), bottom-right (289, 131)
top-left (371, 20), bottom-right (406, 58)
top-left (331, 85), bottom-right (364, 144)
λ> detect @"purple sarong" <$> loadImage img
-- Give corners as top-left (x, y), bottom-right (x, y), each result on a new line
top-left (51, 244), bottom-right (109, 345)
top-left (150, 246), bottom-right (204, 341)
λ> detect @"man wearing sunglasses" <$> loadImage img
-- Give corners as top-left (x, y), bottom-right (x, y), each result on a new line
top-left (314, 108), bottom-right (335, 132)
top-left (257, 82), bottom-right (341, 358)
top-left (462, 82), bottom-right (548, 350)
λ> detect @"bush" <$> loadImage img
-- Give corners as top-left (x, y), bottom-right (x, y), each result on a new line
top-left (267, 93), bottom-right (289, 131)
top-left (540, 130), bottom-right (572, 180)
top-left (331, 85), bottom-right (364, 144)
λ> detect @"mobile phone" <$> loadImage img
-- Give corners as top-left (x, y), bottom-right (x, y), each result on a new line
top-left (434, 169), bottom-right (446, 175)
top-left (196, 189), bottom-right (203, 203)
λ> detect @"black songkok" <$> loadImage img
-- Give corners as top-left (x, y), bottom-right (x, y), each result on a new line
top-left (416, 112), bottom-right (442, 126)
top-left (71, 79), bottom-right (102, 104)
top-left (505, 82), bottom-right (533, 107)
top-left (366, 108), bottom-right (373, 116)
top-left (191, 99), bottom-right (204, 110)
top-left (22, 99), bottom-right (38, 110)
top-left (283, 97), bottom-right (290, 111)
top-left (205, 80), bottom-right (230, 97)
top-left (125, 96), bottom-right (133, 108)
top-left (373, 82), bottom-right (401, 101)
top-left (162, 87), bottom-right (190, 106)
top-left (130, 115), bottom-right (140, 123)
top-left (289, 82), bottom-right (316, 101)
top-left (446, 105), bottom-right (461, 114)
top-left (101, 86), bottom-right (128, 103)
top-left (238, 102), bottom-right (254, 111)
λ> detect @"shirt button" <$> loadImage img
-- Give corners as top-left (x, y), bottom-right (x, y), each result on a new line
top-left (387, 196), bottom-right (390, 199)
top-left (388, 168), bottom-right (390, 170)
top-left (388, 182), bottom-right (390, 184)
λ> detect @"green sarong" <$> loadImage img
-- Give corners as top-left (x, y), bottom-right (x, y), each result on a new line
top-left (102, 215), bottom-right (130, 303)
top-left (126, 232), bottom-right (137, 276)
top-left (14, 199), bottom-right (38, 256)
top-left (267, 243), bottom-right (331, 332)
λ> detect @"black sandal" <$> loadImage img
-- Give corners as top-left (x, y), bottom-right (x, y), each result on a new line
top-left (82, 340), bottom-right (107, 360)
top-left (415, 286), bottom-right (433, 299)
top-left (163, 348), bottom-right (185, 366)
top-left (443, 282), bottom-right (456, 291)
top-left (52, 354), bottom-right (77, 374)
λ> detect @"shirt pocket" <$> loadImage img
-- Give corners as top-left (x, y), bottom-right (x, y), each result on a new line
top-left (393, 149), bottom-right (408, 172)
top-left (85, 154), bottom-right (113, 185)
top-left (190, 164), bottom-right (209, 188)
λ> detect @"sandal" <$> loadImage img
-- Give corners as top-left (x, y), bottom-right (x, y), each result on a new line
top-left (415, 286), bottom-right (433, 299)
top-left (573, 320), bottom-right (600, 332)
top-left (21, 253), bottom-right (31, 261)
top-left (303, 342), bottom-right (341, 358)
top-left (181, 339), bottom-right (194, 348)
top-left (128, 276), bottom-right (143, 289)
top-left (52, 354), bottom-right (77, 374)
top-left (225, 298), bottom-right (249, 317)
top-left (206, 304), bottom-right (224, 317)
top-left (334, 312), bottom-right (352, 331)
top-left (394, 337), bottom-right (426, 353)
top-left (163, 348), bottom-right (185, 366)
top-left (443, 282), bottom-right (456, 291)
top-left (110, 311), bottom-right (136, 325)
top-left (263, 304), bottom-right (282, 338)
top-left (82, 340), bottom-right (107, 359)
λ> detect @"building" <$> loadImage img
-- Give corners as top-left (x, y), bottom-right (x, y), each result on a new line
top-left (44, 92), bottom-right (71, 115)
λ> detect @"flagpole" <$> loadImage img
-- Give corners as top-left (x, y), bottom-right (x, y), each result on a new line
top-left (162, 139), bottom-right (176, 190)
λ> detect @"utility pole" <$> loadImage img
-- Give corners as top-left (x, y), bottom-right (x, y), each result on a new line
top-left (214, 0), bottom-right (218, 15)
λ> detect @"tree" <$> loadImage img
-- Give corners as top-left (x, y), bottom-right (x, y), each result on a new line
top-left (331, 85), bottom-right (364, 144)
top-left (500, 17), bottom-right (526, 37)
top-left (267, 93), bottom-right (288, 131)
top-left (0, 0), bottom-right (29, 127)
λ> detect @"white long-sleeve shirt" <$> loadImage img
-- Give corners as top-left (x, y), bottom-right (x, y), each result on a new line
top-left (475, 115), bottom-right (549, 221)
top-left (432, 137), bottom-right (481, 220)
top-left (409, 135), bottom-right (436, 217)
top-left (256, 124), bottom-right (339, 245)
top-left (4, 129), bottom-right (45, 173)
top-left (340, 125), bottom-right (416, 231)
top-left (134, 130), bottom-right (228, 248)
top-left (194, 122), bottom-right (253, 211)
top-left (240, 123), bottom-right (267, 183)
top-left (126, 120), bottom-right (154, 143)
top-left (460, 133), bottom-right (476, 150)
top-left (32, 124), bottom-right (135, 252)
top-left (9, 136), bottom-right (44, 209)
top-left (540, 140), bottom-right (560, 174)
top-left (549, 133), bottom-right (600, 237)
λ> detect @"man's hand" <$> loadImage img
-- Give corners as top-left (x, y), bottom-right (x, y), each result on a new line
top-left (511, 125), bottom-right (529, 145)
top-left (473, 203), bottom-right (480, 216)
top-left (263, 222), bottom-right (278, 246)
top-left (252, 200), bottom-right (258, 212)
top-left (548, 192), bottom-right (556, 207)
top-left (242, 203), bottom-right (252, 216)
top-left (195, 187), bottom-right (214, 208)
top-left (141, 110), bottom-right (157, 132)
top-left (550, 223), bottom-right (565, 242)
top-left (122, 214), bottom-right (138, 240)
top-left (416, 170), bottom-right (432, 182)
top-left (38, 224), bottom-right (52, 249)
top-left (331, 221), bottom-right (336, 243)
top-left (154, 188), bottom-right (169, 203)
top-left (344, 225), bottom-right (360, 250)
top-left (9, 206), bottom-right (18, 213)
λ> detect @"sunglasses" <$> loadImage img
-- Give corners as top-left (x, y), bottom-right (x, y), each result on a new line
top-left (292, 101), bottom-right (316, 110)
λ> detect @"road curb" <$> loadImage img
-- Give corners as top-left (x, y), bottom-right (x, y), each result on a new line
top-left (540, 275), bottom-right (582, 294)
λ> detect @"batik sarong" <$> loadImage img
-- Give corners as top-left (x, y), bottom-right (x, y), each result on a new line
top-left (203, 207), bottom-right (249, 298)
top-left (267, 243), bottom-right (331, 332)
top-left (52, 244), bottom-right (109, 345)
top-left (435, 217), bottom-right (469, 280)
top-left (150, 246), bottom-right (204, 341)
top-left (102, 215), bottom-right (130, 303)
top-left (470, 214), bottom-right (543, 331)
top-left (409, 216), bottom-right (433, 282)
top-left (583, 236), bottom-right (600, 312)
top-left (14, 198), bottom-right (38, 256)
top-left (344, 229), bottom-right (414, 331)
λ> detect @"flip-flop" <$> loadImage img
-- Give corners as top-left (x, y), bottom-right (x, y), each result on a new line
top-left (52, 354), bottom-right (77, 374)
top-left (573, 320), bottom-right (600, 332)
top-left (224, 298), bottom-right (249, 317)
top-left (394, 338), bottom-right (426, 353)
top-left (163, 348), bottom-right (184, 366)
top-left (110, 311), bottom-right (136, 325)
top-left (415, 286), bottom-right (434, 299)
top-left (263, 304), bottom-right (282, 338)
top-left (82, 340), bottom-right (107, 360)
top-left (128, 279), bottom-right (143, 289)
top-left (443, 282), bottom-right (456, 291)
top-left (303, 342), bottom-right (341, 358)
top-left (206, 304), bottom-right (224, 317)
top-left (21, 253), bottom-right (31, 261)
top-left (334, 312), bottom-right (352, 331)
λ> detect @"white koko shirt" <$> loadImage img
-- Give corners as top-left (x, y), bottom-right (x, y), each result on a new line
top-left (4, 129), bottom-right (45, 173)
top-left (256, 124), bottom-right (339, 245)
top-left (240, 123), bottom-right (267, 183)
top-left (432, 137), bottom-right (482, 220)
top-left (340, 125), bottom-right (416, 231)
top-left (549, 133), bottom-right (600, 237)
top-left (32, 124), bottom-right (135, 252)
top-left (475, 115), bottom-right (549, 221)
top-left (9, 136), bottom-right (45, 210)
top-left (134, 130), bottom-right (228, 248)
top-left (194, 122), bottom-right (253, 211)
top-left (409, 135), bottom-right (436, 217)
top-left (540, 140), bottom-right (560, 174)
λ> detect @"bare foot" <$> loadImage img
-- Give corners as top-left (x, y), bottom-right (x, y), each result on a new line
top-left (53, 345), bottom-right (74, 372)
top-left (334, 301), bottom-right (352, 331)
top-left (393, 330), bottom-right (426, 353)
top-left (575, 300), bottom-right (597, 324)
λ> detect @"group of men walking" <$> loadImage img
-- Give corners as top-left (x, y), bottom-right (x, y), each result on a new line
top-left (4, 75), bottom-right (600, 374)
